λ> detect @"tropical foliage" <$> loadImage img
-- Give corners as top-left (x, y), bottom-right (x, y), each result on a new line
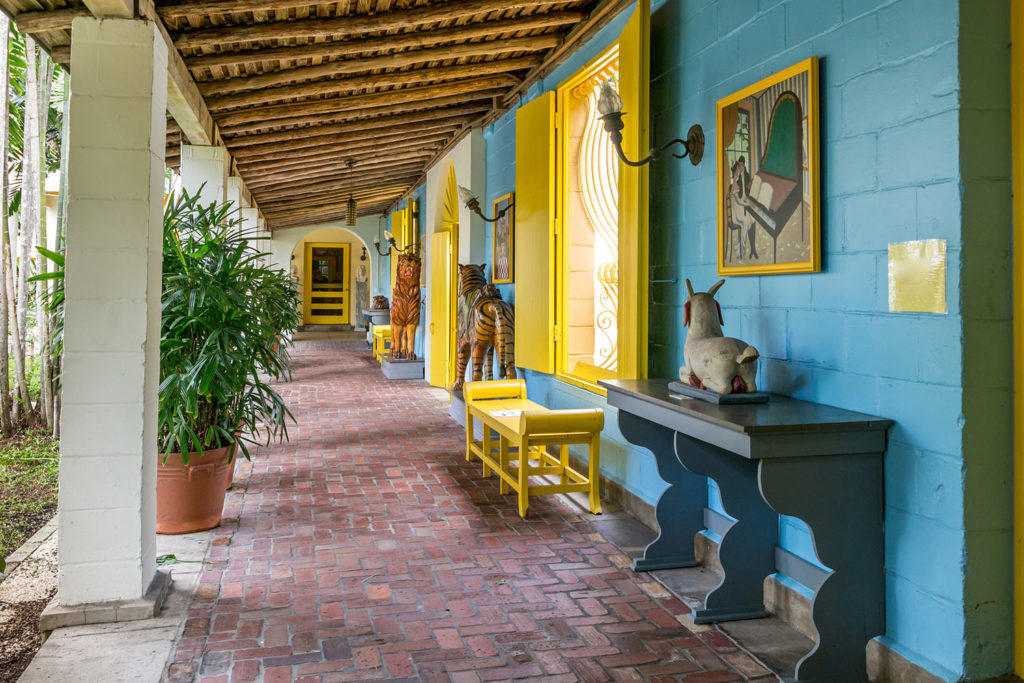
top-left (159, 189), bottom-right (300, 464)
top-left (1, 16), bottom-right (66, 436)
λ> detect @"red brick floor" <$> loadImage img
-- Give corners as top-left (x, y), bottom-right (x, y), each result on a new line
top-left (166, 340), bottom-right (776, 683)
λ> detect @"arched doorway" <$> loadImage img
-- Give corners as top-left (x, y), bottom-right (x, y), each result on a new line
top-left (429, 166), bottom-right (459, 388)
top-left (290, 227), bottom-right (372, 327)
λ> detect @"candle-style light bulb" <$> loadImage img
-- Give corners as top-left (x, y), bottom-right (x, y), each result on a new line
top-left (597, 80), bottom-right (624, 117)
top-left (384, 230), bottom-right (394, 242)
top-left (457, 185), bottom-right (475, 207)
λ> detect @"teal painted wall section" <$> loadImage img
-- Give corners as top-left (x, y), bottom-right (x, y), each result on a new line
top-left (473, 0), bottom-right (1011, 679)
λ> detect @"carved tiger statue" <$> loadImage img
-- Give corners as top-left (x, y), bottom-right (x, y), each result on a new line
top-left (451, 264), bottom-right (516, 392)
top-left (390, 253), bottom-right (421, 360)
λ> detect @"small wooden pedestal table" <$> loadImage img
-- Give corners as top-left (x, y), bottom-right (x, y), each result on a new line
top-left (600, 379), bottom-right (892, 683)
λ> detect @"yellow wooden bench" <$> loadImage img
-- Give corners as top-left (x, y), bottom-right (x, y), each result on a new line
top-left (464, 379), bottom-right (604, 518)
top-left (372, 325), bottom-right (391, 363)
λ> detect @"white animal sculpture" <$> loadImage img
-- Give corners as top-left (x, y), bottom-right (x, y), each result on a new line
top-left (679, 279), bottom-right (759, 394)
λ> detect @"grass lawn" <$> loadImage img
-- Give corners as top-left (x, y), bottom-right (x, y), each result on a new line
top-left (0, 429), bottom-right (58, 569)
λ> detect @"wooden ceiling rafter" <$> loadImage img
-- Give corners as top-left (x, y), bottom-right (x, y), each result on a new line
top-left (243, 153), bottom-right (435, 185)
top-left (170, 0), bottom-right (582, 51)
top-left (209, 75), bottom-right (513, 127)
top-left (194, 35), bottom-right (558, 94)
top-left (233, 137), bottom-right (449, 174)
top-left (247, 163), bottom-right (426, 194)
top-left (220, 109), bottom-right (485, 147)
top-left (181, 12), bottom-right (585, 72)
top-left (224, 121), bottom-right (464, 158)
top-left (202, 57), bottom-right (539, 108)
top-left (217, 89), bottom-right (505, 137)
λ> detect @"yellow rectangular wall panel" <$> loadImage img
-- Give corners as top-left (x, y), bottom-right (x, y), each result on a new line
top-left (887, 239), bottom-right (947, 314)
top-left (515, 90), bottom-right (557, 374)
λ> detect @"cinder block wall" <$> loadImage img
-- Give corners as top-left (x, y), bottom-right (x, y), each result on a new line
top-left (648, 0), bottom-right (1012, 679)
top-left (470, 0), bottom-right (1012, 679)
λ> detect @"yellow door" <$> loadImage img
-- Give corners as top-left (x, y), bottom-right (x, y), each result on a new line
top-left (304, 242), bottom-right (350, 325)
top-left (429, 231), bottom-right (452, 388)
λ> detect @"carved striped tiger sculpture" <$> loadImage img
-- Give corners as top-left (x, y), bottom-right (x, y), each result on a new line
top-left (451, 264), bottom-right (516, 392)
top-left (390, 253), bottom-right (421, 360)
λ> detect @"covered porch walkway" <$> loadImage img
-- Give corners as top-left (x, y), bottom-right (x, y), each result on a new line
top-left (164, 339), bottom-right (773, 682)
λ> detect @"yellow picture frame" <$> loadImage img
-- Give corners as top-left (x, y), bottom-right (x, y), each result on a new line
top-left (492, 192), bottom-right (515, 284)
top-left (716, 56), bottom-right (820, 276)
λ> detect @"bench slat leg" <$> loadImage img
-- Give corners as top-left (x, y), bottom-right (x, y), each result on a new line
top-left (560, 444), bottom-right (569, 485)
top-left (482, 427), bottom-right (492, 477)
top-left (518, 437), bottom-right (530, 517)
top-left (589, 435), bottom-right (602, 515)
top-left (500, 437), bottom-right (510, 495)
top-left (465, 409), bottom-right (474, 463)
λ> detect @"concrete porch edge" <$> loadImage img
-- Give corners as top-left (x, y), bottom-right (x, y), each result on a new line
top-left (0, 516), bottom-right (57, 584)
top-left (39, 568), bottom-right (173, 631)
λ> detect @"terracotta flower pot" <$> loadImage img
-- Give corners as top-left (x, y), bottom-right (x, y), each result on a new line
top-left (156, 446), bottom-right (233, 534)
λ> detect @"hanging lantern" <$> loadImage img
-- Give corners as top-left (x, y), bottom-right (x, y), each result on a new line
top-left (346, 194), bottom-right (357, 226)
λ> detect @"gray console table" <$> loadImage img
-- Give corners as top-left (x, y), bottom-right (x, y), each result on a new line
top-left (600, 379), bottom-right (892, 683)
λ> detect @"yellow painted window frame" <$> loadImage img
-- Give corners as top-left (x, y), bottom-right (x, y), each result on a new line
top-left (552, 1), bottom-right (649, 395)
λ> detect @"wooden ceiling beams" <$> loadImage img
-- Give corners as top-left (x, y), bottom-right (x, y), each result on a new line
top-left (209, 76), bottom-right (511, 128)
top-left (6, 0), bottom-right (610, 227)
top-left (183, 13), bottom-right (584, 72)
top-left (170, 0), bottom-right (581, 50)
top-left (203, 57), bottom-right (538, 110)
top-left (196, 35), bottom-right (558, 95)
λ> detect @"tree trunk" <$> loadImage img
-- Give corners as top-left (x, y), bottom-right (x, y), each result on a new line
top-left (50, 87), bottom-right (69, 437)
top-left (5, 223), bottom-right (28, 425)
top-left (33, 54), bottom-right (53, 429)
top-left (15, 37), bottom-right (40, 424)
top-left (0, 15), bottom-right (13, 435)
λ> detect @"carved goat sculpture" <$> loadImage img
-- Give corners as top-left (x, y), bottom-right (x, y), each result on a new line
top-left (679, 279), bottom-right (759, 394)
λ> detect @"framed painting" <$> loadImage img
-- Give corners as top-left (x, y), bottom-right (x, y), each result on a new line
top-left (492, 192), bottom-right (515, 284)
top-left (716, 56), bottom-right (820, 275)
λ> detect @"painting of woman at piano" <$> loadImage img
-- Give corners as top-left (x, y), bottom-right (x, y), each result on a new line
top-left (717, 57), bottom-right (820, 275)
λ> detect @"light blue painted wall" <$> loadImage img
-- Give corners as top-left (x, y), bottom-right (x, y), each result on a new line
top-left (471, 0), bottom-right (1011, 679)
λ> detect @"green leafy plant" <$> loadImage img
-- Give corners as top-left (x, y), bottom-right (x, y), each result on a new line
top-left (158, 189), bottom-right (299, 464)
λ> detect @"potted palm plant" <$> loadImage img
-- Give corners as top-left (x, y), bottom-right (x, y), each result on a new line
top-left (156, 189), bottom-right (299, 533)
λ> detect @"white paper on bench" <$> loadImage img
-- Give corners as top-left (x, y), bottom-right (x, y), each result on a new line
top-left (488, 410), bottom-right (523, 418)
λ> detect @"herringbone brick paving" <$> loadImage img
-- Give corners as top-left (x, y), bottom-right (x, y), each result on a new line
top-left (166, 340), bottom-right (777, 683)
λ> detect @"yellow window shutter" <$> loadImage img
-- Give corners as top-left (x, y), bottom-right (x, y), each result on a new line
top-left (429, 231), bottom-right (452, 388)
top-left (616, 0), bottom-right (650, 380)
top-left (515, 91), bottom-right (557, 374)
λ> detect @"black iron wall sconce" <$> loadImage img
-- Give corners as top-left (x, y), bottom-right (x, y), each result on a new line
top-left (373, 230), bottom-right (416, 256)
top-left (458, 185), bottom-right (513, 223)
top-left (597, 80), bottom-right (704, 167)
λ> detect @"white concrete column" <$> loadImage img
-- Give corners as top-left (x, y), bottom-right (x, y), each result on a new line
top-left (240, 206), bottom-right (259, 236)
top-left (226, 175), bottom-right (249, 212)
top-left (60, 16), bottom-right (167, 606)
top-left (255, 216), bottom-right (272, 266)
top-left (180, 144), bottom-right (228, 207)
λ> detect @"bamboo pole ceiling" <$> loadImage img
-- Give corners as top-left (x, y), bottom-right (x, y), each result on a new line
top-left (3, 0), bottom-right (632, 229)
